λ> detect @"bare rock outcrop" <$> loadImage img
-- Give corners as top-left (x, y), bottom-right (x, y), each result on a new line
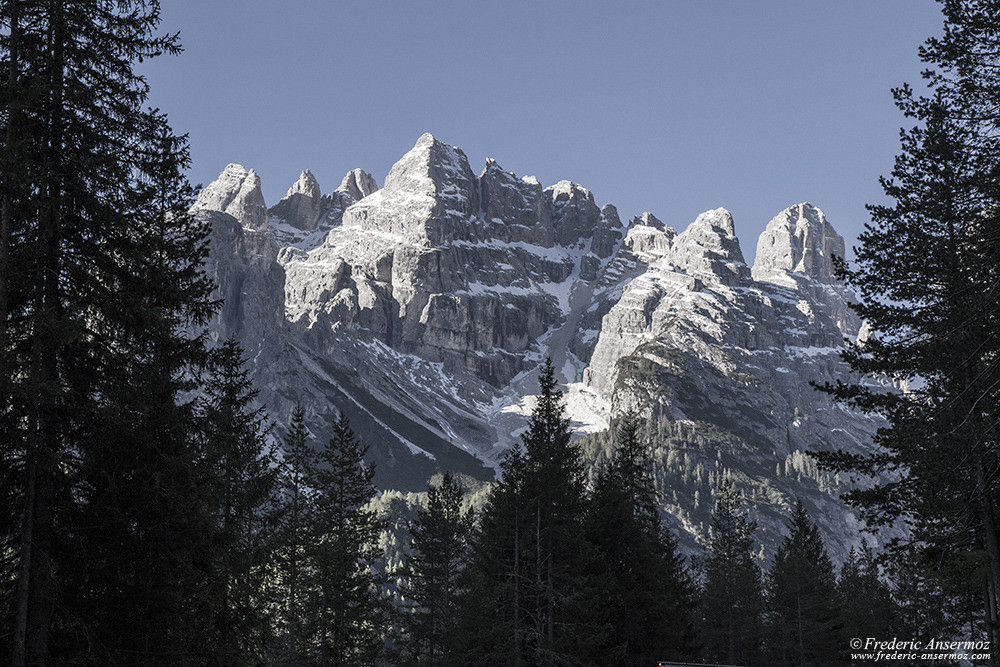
top-left (269, 169), bottom-right (322, 231)
top-left (194, 164), bottom-right (269, 231)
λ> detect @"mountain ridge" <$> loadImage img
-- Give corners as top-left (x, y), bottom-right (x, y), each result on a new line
top-left (193, 133), bottom-right (881, 561)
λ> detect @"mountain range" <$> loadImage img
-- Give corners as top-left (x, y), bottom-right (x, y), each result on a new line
top-left (191, 133), bottom-right (882, 560)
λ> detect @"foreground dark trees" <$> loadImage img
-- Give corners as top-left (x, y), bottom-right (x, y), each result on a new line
top-left (304, 413), bottom-right (387, 665)
top-left (587, 413), bottom-right (696, 664)
top-left (456, 362), bottom-right (696, 666)
top-left (399, 472), bottom-right (473, 664)
top-left (698, 480), bottom-right (764, 665)
top-left (0, 1), bottom-right (216, 663)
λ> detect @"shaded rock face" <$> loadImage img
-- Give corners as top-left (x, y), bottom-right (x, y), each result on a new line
top-left (269, 170), bottom-right (322, 231)
top-left (546, 180), bottom-right (601, 248)
top-left (199, 209), bottom-right (284, 347)
top-left (479, 159), bottom-right (553, 246)
top-left (198, 134), bottom-right (882, 561)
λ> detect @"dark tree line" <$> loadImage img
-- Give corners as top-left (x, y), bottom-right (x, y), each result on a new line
top-left (386, 363), bottom-right (965, 667)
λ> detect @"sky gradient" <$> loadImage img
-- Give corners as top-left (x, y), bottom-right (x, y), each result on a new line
top-left (142, 1), bottom-right (944, 263)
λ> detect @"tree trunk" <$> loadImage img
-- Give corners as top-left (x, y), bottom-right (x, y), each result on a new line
top-left (985, 576), bottom-right (997, 667)
top-left (10, 457), bottom-right (33, 667)
top-left (974, 450), bottom-right (1000, 667)
top-left (513, 497), bottom-right (521, 666)
top-left (14, 5), bottom-right (63, 664)
top-left (3, 3), bottom-right (22, 655)
top-left (0, 0), bottom-right (19, 353)
top-left (535, 505), bottom-right (542, 665)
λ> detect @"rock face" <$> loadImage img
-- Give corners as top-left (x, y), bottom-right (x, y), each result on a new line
top-left (194, 164), bottom-right (269, 231)
top-left (197, 134), bottom-right (882, 562)
top-left (269, 170), bottom-right (322, 231)
top-left (580, 201), bottom-right (873, 558)
top-left (753, 202), bottom-right (845, 285)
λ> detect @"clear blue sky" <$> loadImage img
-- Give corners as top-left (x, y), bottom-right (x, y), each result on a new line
top-left (142, 1), bottom-right (943, 263)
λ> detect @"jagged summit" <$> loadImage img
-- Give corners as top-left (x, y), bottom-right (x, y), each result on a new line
top-left (383, 133), bottom-right (476, 195)
top-left (269, 170), bottom-right (322, 231)
top-left (194, 163), bottom-right (269, 231)
top-left (669, 207), bottom-right (749, 286)
top-left (290, 169), bottom-right (320, 196)
top-left (337, 168), bottom-right (378, 201)
top-left (752, 202), bottom-right (846, 286)
top-left (633, 211), bottom-right (667, 231)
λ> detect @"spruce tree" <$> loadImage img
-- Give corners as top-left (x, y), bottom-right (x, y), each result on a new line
top-left (304, 411), bottom-right (387, 665)
top-left (455, 443), bottom-right (527, 664)
top-left (587, 413), bottom-right (697, 665)
top-left (400, 472), bottom-right (474, 664)
top-left (53, 119), bottom-right (217, 663)
top-left (200, 339), bottom-right (278, 665)
top-left (273, 404), bottom-right (314, 661)
top-left (518, 358), bottom-right (594, 663)
top-left (459, 359), bottom-right (595, 664)
top-left (838, 544), bottom-right (899, 659)
top-left (765, 501), bottom-right (842, 667)
top-left (699, 480), bottom-right (764, 666)
top-left (0, 2), bottom-right (216, 664)
top-left (813, 0), bottom-right (1000, 639)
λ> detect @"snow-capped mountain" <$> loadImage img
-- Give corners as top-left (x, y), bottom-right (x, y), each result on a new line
top-left (192, 133), bottom-right (880, 560)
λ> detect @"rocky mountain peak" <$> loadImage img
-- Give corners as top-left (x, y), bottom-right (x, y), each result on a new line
top-left (752, 202), bottom-right (846, 286)
top-left (623, 212), bottom-right (674, 260)
top-left (269, 170), bottom-right (322, 231)
top-left (193, 163), bottom-right (269, 231)
top-left (337, 168), bottom-right (378, 201)
top-left (360, 133), bottom-right (479, 245)
top-left (633, 211), bottom-right (668, 232)
top-left (669, 207), bottom-right (750, 286)
top-left (590, 204), bottom-right (624, 259)
top-left (291, 169), bottom-right (320, 197)
top-left (198, 133), bottom-right (879, 563)
top-left (479, 158), bottom-right (553, 245)
top-left (545, 180), bottom-right (600, 247)
top-left (383, 133), bottom-right (476, 198)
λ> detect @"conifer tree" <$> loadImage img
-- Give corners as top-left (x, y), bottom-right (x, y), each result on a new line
top-left (699, 480), bottom-right (764, 666)
top-left (400, 472), bottom-right (474, 664)
top-left (273, 404), bottom-right (314, 660)
top-left (889, 549), bottom-right (979, 647)
top-left (459, 359), bottom-right (595, 664)
top-left (304, 411), bottom-right (387, 665)
top-left (518, 357), bottom-right (594, 663)
top-left (0, 2), bottom-right (216, 664)
top-left (53, 116), bottom-right (217, 664)
top-left (200, 339), bottom-right (278, 665)
top-left (765, 501), bottom-right (842, 667)
top-left (455, 443), bottom-right (527, 664)
top-left (838, 544), bottom-right (898, 658)
top-left (588, 413), bottom-right (697, 664)
top-left (813, 0), bottom-right (1000, 639)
